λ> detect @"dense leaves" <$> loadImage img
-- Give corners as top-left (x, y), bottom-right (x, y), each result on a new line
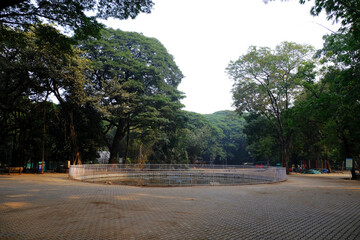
top-left (0, 25), bottom-right (90, 165)
top-left (0, 0), bottom-right (154, 39)
top-left (227, 42), bottom-right (315, 172)
top-left (79, 28), bottom-right (185, 164)
top-left (242, 0), bottom-right (360, 177)
top-left (203, 111), bottom-right (251, 165)
top-left (243, 113), bottom-right (279, 165)
top-left (0, 23), bottom-right (251, 169)
top-left (3, 0), bottom-right (359, 176)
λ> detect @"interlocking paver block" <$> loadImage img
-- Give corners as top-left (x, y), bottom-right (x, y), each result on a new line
top-left (0, 173), bottom-right (359, 239)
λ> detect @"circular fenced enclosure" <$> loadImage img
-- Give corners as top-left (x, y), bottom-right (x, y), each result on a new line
top-left (69, 164), bottom-right (286, 186)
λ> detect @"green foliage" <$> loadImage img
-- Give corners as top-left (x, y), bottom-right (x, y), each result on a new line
top-left (261, 0), bottom-right (360, 176)
top-left (299, 0), bottom-right (360, 28)
top-left (227, 42), bottom-right (315, 117)
top-left (243, 113), bottom-right (280, 165)
top-left (73, 103), bottom-right (106, 163)
top-left (176, 111), bottom-right (251, 165)
top-left (203, 111), bottom-right (251, 165)
top-left (2, 25), bottom-right (252, 167)
top-left (0, 0), bottom-right (154, 39)
top-left (0, 25), bottom-right (98, 166)
top-left (0, 27), bottom-right (40, 146)
top-left (227, 42), bottom-right (315, 171)
top-left (0, 2), bottom-right (254, 168)
top-left (182, 111), bottom-right (223, 164)
top-left (6, 0), bottom-right (360, 171)
top-left (80, 28), bottom-right (185, 164)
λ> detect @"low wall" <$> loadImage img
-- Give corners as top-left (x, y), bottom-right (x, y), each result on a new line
top-left (69, 164), bottom-right (286, 186)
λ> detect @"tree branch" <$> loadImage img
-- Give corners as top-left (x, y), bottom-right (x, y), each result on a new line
top-left (0, 0), bottom-right (27, 11)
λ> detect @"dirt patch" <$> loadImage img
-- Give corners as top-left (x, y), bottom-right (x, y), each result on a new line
top-left (0, 201), bottom-right (31, 210)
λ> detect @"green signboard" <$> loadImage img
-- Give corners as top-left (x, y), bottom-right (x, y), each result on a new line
top-left (345, 158), bottom-right (352, 170)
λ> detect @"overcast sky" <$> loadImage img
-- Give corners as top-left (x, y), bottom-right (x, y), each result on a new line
top-left (101, 0), bottom-right (338, 114)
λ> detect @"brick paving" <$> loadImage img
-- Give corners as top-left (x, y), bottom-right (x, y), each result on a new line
top-left (0, 173), bottom-right (359, 239)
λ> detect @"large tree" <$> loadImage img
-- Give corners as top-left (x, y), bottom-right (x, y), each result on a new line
top-left (265, 0), bottom-right (360, 178)
top-left (0, 25), bottom-right (89, 165)
top-left (0, 0), bottom-right (154, 39)
top-left (80, 28), bottom-right (184, 164)
top-left (298, 35), bottom-right (360, 178)
top-left (227, 42), bottom-right (315, 173)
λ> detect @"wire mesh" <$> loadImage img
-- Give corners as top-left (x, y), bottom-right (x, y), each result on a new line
top-left (69, 164), bottom-right (286, 186)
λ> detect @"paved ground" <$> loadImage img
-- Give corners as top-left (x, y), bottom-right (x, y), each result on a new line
top-left (0, 173), bottom-right (359, 240)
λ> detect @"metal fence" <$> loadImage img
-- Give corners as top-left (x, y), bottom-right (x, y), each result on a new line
top-left (69, 164), bottom-right (286, 186)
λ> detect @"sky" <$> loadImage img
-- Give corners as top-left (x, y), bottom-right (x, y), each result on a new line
top-left (101, 0), bottom-right (339, 114)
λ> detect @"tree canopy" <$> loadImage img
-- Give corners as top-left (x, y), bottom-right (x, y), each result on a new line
top-left (227, 42), bottom-right (316, 172)
top-left (203, 111), bottom-right (250, 165)
top-left (79, 28), bottom-right (184, 164)
top-left (2, 0), bottom-right (360, 178)
top-left (0, 25), bottom-right (92, 166)
top-left (237, 0), bottom-right (360, 177)
top-left (0, 0), bottom-right (154, 39)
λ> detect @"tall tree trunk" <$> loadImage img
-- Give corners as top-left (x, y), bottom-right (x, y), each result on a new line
top-left (109, 119), bottom-right (126, 164)
top-left (342, 136), bottom-right (356, 180)
top-left (327, 160), bottom-right (333, 173)
top-left (41, 93), bottom-right (49, 173)
top-left (124, 121), bottom-right (130, 163)
top-left (355, 157), bottom-right (360, 173)
top-left (0, 110), bottom-right (9, 146)
top-left (324, 151), bottom-right (333, 173)
top-left (53, 85), bottom-right (81, 165)
top-left (68, 111), bottom-right (81, 165)
top-left (17, 124), bottom-right (26, 168)
top-left (281, 139), bottom-right (290, 174)
top-left (284, 144), bottom-right (290, 174)
top-left (11, 120), bottom-right (25, 167)
top-left (351, 159), bottom-right (357, 180)
top-left (138, 144), bottom-right (143, 163)
top-left (11, 128), bottom-right (17, 166)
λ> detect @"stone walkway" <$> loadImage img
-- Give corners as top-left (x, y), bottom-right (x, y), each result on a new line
top-left (0, 173), bottom-right (359, 239)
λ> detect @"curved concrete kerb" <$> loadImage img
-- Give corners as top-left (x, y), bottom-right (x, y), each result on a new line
top-left (69, 164), bottom-right (286, 186)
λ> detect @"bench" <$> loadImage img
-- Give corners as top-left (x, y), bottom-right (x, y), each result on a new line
top-left (7, 167), bottom-right (23, 175)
